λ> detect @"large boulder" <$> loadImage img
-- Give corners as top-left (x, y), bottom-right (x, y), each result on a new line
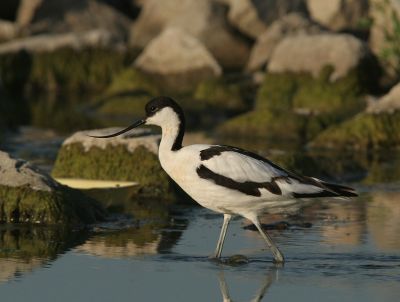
top-left (218, 33), bottom-right (381, 144)
top-left (0, 150), bottom-right (104, 224)
top-left (227, 0), bottom-right (308, 39)
top-left (134, 27), bottom-right (222, 92)
top-left (129, 0), bottom-right (250, 69)
top-left (307, 0), bottom-right (369, 31)
top-left (268, 33), bottom-right (371, 81)
top-left (247, 13), bottom-right (323, 71)
top-left (17, 0), bottom-right (132, 43)
top-left (310, 83), bottom-right (400, 150)
top-left (52, 128), bottom-right (173, 199)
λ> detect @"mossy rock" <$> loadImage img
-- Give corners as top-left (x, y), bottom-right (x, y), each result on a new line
top-left (193, 78), bottom-right (247, 111)
top-left (310, 111), bottom-right (400, 150)
top-left (105, 68), bottom-right (160, 96)
top-left (216, 109), bottom-right (327, 145)
top-left (0, 48), bottom-right (138, 94)
top-left (52, 129), bottom-right (172, 199)
top-left (0, 151), bottom-right (105, 225)
top-left (218, 66), bottom-right (369, 143)
top-left (257, 67), bottom-right (366, 119)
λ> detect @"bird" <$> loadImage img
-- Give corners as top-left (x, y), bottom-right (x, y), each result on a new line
top-left (90, 96), bottom-right (357, 263)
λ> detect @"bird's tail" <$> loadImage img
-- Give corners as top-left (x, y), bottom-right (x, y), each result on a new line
top-left (319, 181), bottom-right (358, 197)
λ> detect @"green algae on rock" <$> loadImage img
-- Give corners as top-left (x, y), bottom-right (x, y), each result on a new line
top-left (52, 128), bottom-right (172, 199)
top-left (218, 65), bottom-right (373, 143)
top-left (0, 151), bottom-right (104, 225)
top-left (310, 82), bottom-right (400, 150)
top-left (0, 47), bottom-right (137, 94)
top-left (310, 111), bottom-right (400, 150)
top-left (193, 78), bottom-right (248, 112)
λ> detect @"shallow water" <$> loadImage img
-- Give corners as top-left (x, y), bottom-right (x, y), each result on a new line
top-left (1, 128), bottom-right (400, 301)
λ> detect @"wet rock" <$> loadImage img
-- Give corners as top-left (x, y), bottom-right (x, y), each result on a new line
top-left (307, 0), bottom-right (369, 31)
top-left (247, 13), bottom-right (323, 71)
top-left (130, 0), bottom-right (250, 69)
top-left (227, 0), bottom-right (308, 39)
top-left (134, 27), bottom-right (222, 93)
top-left (52, 128), bottom-right (173, 199)
top-left (310, 83), bottom-right (400, 150)
top-left (0, 150), bottom-right (104, 224)
top-left (223, 254), bottom-right (249, 266)
top-left (268, 33), bottom-right (371, 81)
top-left (0, 20), bottom-right (17, 42)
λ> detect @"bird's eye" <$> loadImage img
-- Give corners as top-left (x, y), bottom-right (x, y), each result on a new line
top-left (150, 106), bottom-right (157, 112)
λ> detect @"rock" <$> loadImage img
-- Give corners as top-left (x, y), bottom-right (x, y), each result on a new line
top-left (0, 20), bottom-right (17, 42)
top-left (0, 44), bottom-right (135, 94)
top-left (311, 84), bottom-right (400, 150)
top-left (0, 30), bottom-right (119, 55)
top-left (227, 0), bottom-right (308, 39)
top-left (0, 150), bottom-right (104, 224)
top-left (307, 0), bottom-right (369, 31)
top-left (134, 27), bottom-right (222, 92)
top-left (268, 33), bottom-right (370, 81)
top-left (367, 83), bottom-right (400, 113)
top-left (310, 111), bottom-right (400, 150)
top-left (193, 78), bottom-right (248, 111)
top-left (247, 13), bottom-right (323, 71)
top-left (369, 0), bottom-right (400, 81)
top-left (227, 0), bottom-right (268, 39)
top-left (18, 0), bottom-right (131, 43)
top-left (51, 128), bottom-right (173, 199)
top-left (129, 0), bottom-right (250, 69)
top-left (218, 65), bottom-right (369, 143)
top-left (16, 0), bottom-right (43, 27)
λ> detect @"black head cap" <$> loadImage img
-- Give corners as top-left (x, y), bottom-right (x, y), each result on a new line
top-left (145, 96), bottom-right (185, 151)
top-left (145, 96), bottom-right (184, 118)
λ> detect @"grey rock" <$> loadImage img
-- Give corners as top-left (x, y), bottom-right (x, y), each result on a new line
top-left (0, 150), bottom-right (104, 224)
top-left (129, 0), bottom-right (250, 69)
top-left (227, 0), bottom-right (308, 39)
top-left (307, 0), bottom-right (369, 31)
top-left (247, 13), bottom-right (323, 71)
top-left (134, 27), bottom-right (222, 91)
top-left (268, 33), bottom-right (369, 81)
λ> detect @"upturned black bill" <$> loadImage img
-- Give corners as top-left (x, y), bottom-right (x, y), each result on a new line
top-left (88, 119), bottom-right (146, 138)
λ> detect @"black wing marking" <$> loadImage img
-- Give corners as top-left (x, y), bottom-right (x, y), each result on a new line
top-left (199, 145), bottom-right (358, 198)
top-left (196, 164), bottom-right (283, 196)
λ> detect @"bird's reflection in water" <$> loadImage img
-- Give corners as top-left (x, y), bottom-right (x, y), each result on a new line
top-left (218, 266), bottom-right (278, 302)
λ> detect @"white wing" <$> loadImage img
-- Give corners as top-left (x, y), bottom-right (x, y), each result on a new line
top-left (196, 145), bottom-right (356, 198)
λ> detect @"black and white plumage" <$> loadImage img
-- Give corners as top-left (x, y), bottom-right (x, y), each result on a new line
top-left (90, 96), bottom-right (357, 263)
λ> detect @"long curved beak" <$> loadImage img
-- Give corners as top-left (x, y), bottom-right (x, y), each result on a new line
top-left (88, 119), bottom-right (146, 138)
